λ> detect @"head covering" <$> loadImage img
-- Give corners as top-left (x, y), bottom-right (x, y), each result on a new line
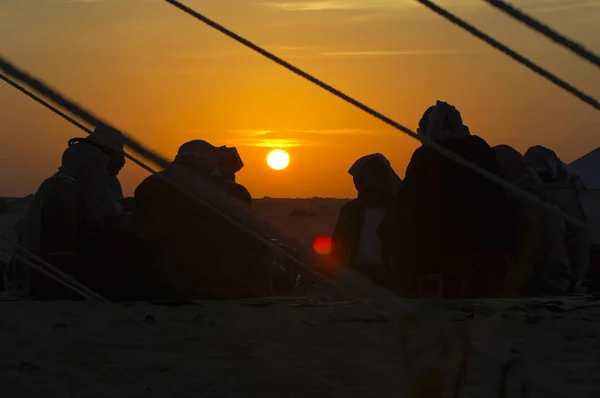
top-left (218, 146), bottom-right (244, 181)
top-left (174, 140), bottom-right (222, 177)
top-left (418, 100), bottom-right (470, 140)
top-left (493, 145), bottom-right (541, 190)
top-left (348, 153), bottom-right (402, 196)
top-left (524, 145), bottom-right (565, 182)
top-left (88, 125), bottom-right (125, 152)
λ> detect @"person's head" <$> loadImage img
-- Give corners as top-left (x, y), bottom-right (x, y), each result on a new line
top-left (218, 146), bottom-right (244, 181)
top-left (493, 145), bottom-right (541, 190)
top-left (107, 152), bottom-right (126, 176)
top-left (174, 140), bottom-right (223, 177)
top-left (348, 153), bottom-right (401, 207)
top-left (524, 145), bottom-right (562, 183)
top-left (89, 125), bottom-right (125, 152)
top-left (417, 100), bottom-right (469, 140)
top-left (90, 125), bottom-right (126, 176)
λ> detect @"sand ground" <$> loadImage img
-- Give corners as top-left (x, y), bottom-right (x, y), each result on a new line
top-left (0, 296), bottom-right (599, 397)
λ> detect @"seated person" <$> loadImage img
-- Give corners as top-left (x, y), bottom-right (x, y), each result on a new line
top-left (525, 145), bottom-right (591, 293)
top-left (128, 140), bottom-right (273, 300)
top-left (385, 101), bottom-right (513, 298)
top-left (493, 145), bottom-right (571, 296)
top-left (19, 125), bottom-right (129, 299)
top-left (332, 153), bottom-right (402, 290)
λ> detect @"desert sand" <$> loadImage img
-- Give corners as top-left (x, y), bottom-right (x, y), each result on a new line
top-left (0, 198), bottom-right (599, 397)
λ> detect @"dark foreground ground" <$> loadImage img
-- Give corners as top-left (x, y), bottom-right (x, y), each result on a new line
top-left (0, 296), bottom-right (599, 398)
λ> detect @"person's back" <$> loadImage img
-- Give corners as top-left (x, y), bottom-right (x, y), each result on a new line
top-left (128, 140), bottom-right (271, 300)
top-left (391, 101), bottom-right (512, 297)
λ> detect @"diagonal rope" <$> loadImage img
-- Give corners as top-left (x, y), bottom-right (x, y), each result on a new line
top-left (0, 65), bottom-right (378, 307)
top-left (414, 0), bottom-right (600, 111)
top-left (0, 73), bottom-right (159, 175)
top-left (0, 66), bottom-right (587, 396)
top-left (482, 0), bottom-right (600, 69)
top-left (0, 236), bottom-right (169, 341)
top-left (160, 0), bottom-right (595, 233)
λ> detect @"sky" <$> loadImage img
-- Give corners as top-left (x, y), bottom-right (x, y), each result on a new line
top-left (1, 0), bottom-right (599, 198)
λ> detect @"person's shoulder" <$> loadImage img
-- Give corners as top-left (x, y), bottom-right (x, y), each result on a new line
top-left (223, 181), bottom-right (253, 206)
top-left (465, 135), bottom-right (493, 150)
top-left (134, 171), bottom-right (165, 196)
top-left (339, 198), bottom-right (363, 215)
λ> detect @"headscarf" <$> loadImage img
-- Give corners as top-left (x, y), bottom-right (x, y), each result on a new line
top-left (492, 145), bottom-right (541, 191)
top-left (418, 100), bottom-right (471, 140)
top-left (219, 146), bottom-right (244, 181)
top-left (348, 153), bottom-right (402, 196)
top-left (174, 140), bottom-right (245, 179)
top-left (523, 145), bottom-right (566, 183)
top-left (174, 140), bottom-right (223, 177)
top-left (88, 125), bottom-right (125, 152)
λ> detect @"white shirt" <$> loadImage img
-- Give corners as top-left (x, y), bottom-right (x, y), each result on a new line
top-left (353, 207), bottom-right (385, 267)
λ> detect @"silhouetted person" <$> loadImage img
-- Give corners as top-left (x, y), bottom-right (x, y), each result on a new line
top-left (385, 101), bottom-right (512, 298)
top-left (525, 145), bottom-right (591, 292)
top-left (332, 153), bottom-right (402, 289)
top-left (19, 125), bottom-right (128, 299)
top-left (128, 140), bottom-right (271, 300)
top-left (493, 145), bottom-right (571, 295)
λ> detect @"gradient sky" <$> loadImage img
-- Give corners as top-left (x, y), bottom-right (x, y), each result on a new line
top-left (1, 0), bottom-right (599, 198)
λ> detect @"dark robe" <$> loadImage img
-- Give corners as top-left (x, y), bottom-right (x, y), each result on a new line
top-left (384, 135), bottom-right (514, 298)
top-left (127, 165), bottom-right (272, 300)
top-left (332, 199), bottom-right (399, 290)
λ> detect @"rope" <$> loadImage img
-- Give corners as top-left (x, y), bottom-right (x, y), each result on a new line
top-left (159, 1), bottom-right (596, 233)
top-left (414, 0), bottom-right (600, 111)
top-left (0, 65), bottom-right (370, 305)
top-left (0, 72), bottom-right (159, 176)
top-left (483, 0), bottom-right (600, 69)
top-left (0, 237), bottom-right (168, 341)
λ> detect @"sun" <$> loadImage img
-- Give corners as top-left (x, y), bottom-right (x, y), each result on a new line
top-left (267, 149), bottom-right (290, 170)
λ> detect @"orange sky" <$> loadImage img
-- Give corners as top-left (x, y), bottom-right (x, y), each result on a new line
top-left (1, 0), bottom-right (599, 198)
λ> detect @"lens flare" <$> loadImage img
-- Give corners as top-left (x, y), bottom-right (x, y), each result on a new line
top-left (313, 236), bottom-right (333, 255)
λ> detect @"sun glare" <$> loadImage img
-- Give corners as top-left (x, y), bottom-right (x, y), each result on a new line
top-left (267, 149), bottom-right (290, 170)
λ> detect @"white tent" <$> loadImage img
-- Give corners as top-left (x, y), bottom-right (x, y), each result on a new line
top-left (569, 148), bottom-right (600, 245)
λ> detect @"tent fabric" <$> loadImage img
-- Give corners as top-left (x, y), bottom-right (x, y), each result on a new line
top-left (569, 148), bottom-right (600, 245)
top-left (569, 147), bottom-right (600, 190)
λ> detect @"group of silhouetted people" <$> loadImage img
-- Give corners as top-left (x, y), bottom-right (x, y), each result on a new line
top-left (9, 100), bottom-right (594, 300)
top-left (333, 100), bottom-right (592, 298)
top-left (13, 125), bottom-right (289, 301)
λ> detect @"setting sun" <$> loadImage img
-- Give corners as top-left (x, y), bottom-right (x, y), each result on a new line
top-left (266, 149), bottom-right (290, 170)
